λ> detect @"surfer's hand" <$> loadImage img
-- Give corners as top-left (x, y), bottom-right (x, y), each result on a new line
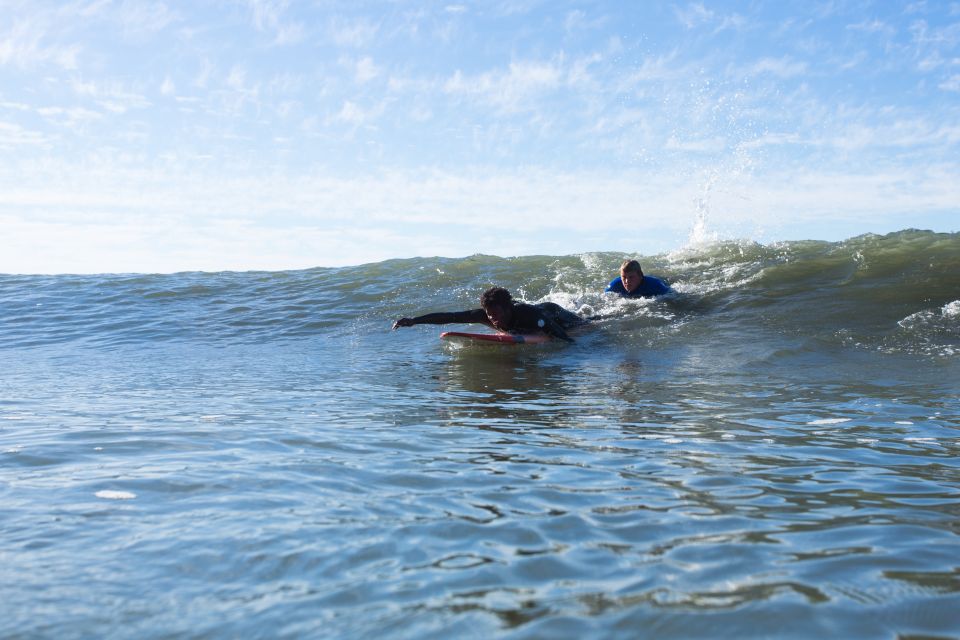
top-left (393, 318), bottom-right (415, 329)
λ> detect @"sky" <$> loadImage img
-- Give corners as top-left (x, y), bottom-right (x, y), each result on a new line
top-left (1, 0), bottom-right (958, 273)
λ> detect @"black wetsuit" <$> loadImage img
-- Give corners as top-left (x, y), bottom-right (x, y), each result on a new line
top-left (407, 302), bottom-right (584, 342)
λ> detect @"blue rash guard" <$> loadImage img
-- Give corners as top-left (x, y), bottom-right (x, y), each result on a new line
top-left (605, 275), bottom-right (671, 298)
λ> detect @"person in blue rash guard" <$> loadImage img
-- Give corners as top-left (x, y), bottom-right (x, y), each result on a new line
top-left (605, 259), bottom-right (671, 298)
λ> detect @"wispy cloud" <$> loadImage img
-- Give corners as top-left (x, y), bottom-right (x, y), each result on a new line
top-left (820, 119), bottom-right (960, 150)
top-left (216, 65), bottom-right (261, 115)
top-left (246, 0), bottom-right (304, 45)
top-left (744, 57), bottom-right (808, 78)
top-left (116, 1), bottom-right (180, 40)
top-left (70, 77), bottom-right (151, 114)
top-left (0, 17), bottom-right (81, 70)
top-left (329, 100), bottom-right (385, 126)
top-left (444, 60), bottom-right (564, 113)
top-left (564, 9), bottom-right (609, 35)
top-left (674, 3), bottom-right (714, 29)
top-left (673, 3), bottom-right (746, 33)
top-left (341, 56), bottom-right (379, 84)
top-left (3, 159), bottom-right (957, 273)
top-left (847, 19), bottom-right (895, 36)
top-left (327, 16), bottom-right (380, 48)
top-left (0, 121), bottom-right (51, 149)
top-left (939, 74), bottom-right (960, 91)
top-left (37, 106), bottom-right (103, 129)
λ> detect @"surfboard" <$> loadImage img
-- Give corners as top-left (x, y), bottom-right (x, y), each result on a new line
top-left (440, 331), bottom-right (551, 345)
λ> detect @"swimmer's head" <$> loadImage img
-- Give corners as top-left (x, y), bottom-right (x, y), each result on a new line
top-left (620, 259), bottom-right (644, 293)
top-left (481, 286), bottom-right (514, 330)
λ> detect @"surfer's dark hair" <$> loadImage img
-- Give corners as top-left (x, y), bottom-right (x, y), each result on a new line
top-left (481, 286), bottom-right (513, 309)
top-left (621, 259), bottom-right (643, 276)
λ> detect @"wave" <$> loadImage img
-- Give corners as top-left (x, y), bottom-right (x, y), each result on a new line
top-left (1, 229), bottom-right (957, 356)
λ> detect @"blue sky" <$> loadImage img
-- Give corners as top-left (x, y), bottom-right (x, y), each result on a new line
top-left (1, 1), bottom-right (958, 273)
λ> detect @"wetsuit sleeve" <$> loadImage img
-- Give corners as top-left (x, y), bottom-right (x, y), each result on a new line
top-left (605, 278), bottom-right (624, 294)
top-left (406, 309), bottom-right (490, 326)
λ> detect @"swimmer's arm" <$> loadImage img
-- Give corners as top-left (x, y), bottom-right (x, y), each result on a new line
top-left (393, 309), bottom-right (488, 329)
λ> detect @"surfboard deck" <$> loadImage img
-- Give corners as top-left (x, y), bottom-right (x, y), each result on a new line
top-left (440, 331), bottom-right (550, 345)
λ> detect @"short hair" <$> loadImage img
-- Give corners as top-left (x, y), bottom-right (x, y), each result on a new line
top-left (620, 259), bottom-right (643, 276)
top-left (481, 286), bottom-right (513, 309)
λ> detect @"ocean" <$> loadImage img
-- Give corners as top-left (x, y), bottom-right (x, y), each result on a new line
top-left (2, 229), bottom-right (958, 638)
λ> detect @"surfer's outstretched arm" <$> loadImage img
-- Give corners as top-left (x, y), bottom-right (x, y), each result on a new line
top-left (392, 309), bottom-right (489, 330)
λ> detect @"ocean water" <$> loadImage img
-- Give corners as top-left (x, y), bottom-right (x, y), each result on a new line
top-left (2, 229), bottom-right (959, 638)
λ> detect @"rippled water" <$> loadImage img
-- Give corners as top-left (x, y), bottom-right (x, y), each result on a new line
top-left (2, 230), bottom-right (959, 638)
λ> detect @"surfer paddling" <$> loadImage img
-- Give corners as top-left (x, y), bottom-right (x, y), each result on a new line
top-left (392, 286), bottom-right (586, 342)
top-left (605, 259), bottom-right (671, 298)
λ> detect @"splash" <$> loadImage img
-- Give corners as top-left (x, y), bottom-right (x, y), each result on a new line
top-left (688, 188), bottom-right (719, 247)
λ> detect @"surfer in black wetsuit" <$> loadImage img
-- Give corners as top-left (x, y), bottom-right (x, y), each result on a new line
top-left (392, 286), bottom-right (586, 342)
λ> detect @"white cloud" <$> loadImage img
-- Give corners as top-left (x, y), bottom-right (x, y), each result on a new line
top-left (839, 51), bottom-right (869, 70)
top-left (674, 3), bottom-right (714, 29)
top-left (847, 19), bottom-right (895, 36)
top-left (619, 51), bottom-right (686, 85)
top-left (37, 106), bottom-right (103, 128)
top-left (329, 100), bottom-right (385, 126)
top-left (0, 100), bottom-right (31, 112)
top-left (217, 65), bottom-right (261, 114)
top-left (745, 57), bottom-right (808, 78)
top-left (714, 13), bottom-right (747, 33)
top-left (333, 101), bottom-right (364, 125)
top-left (0, 18), bottom-right (81, 70)
top-left (815, 117), bottom-right (960, 149)
top-left (673, 5), bottom-right (744, 33)
top-left (564, 9), bottom-right (608, 34)
top-left (328, 17), bottom-right (379, 47)
top-left (939, 74), bottom-right (960, 91)
top-left (117, 0), bottom-right (179, 39)
top-left (0, 164), bottom-right (692, 272)
top-left (747, 166), bottom-right (960, 222)
top-left (246, 0), bottom-right (304, 45)
top-left (492, 1), bottom-right (542, 18)
top-left (70, 77), bottom-right (151, 113)
top-left (3, 158), bottom-right (957, 273)
top-left (567, 52), bottom-right (603, 88)
top-left (353, 56), bottom-right (379, 84)
top-left (0, 121), bottom-right (51, 148)
top-left (444, 60), bottom-right (563, 113)
top-left (910, 19), bottom-right (960, 50)
top-left (565, 9), bottom-right (587, 34)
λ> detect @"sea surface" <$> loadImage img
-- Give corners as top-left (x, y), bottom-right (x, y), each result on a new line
top-left (2, 229), bottom-right (959, 639)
